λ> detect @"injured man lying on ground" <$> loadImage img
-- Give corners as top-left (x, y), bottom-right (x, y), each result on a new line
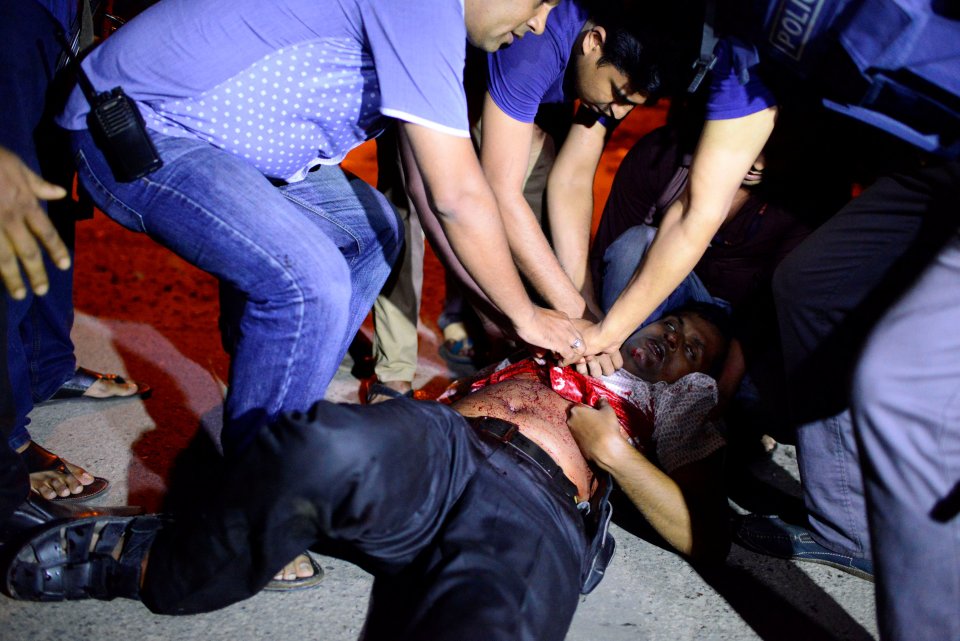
top-left (3, 302), bottom-right (733, 641)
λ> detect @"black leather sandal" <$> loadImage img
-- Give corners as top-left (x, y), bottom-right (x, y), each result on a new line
top-left (4, 515), bottom-right (163, 601)
top-left (21, 441), bottom-right (110, 502)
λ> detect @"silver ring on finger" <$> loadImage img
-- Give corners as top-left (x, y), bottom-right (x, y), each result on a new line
top-left (570, 337), bottom-right (583, 350)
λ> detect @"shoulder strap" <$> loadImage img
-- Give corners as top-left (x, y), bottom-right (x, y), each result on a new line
top-left (687, 0), bottom-right (719, 93)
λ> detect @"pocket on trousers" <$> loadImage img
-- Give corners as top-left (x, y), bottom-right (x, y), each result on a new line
top-left (75, 148), bottom-right (148, 233)
top-left (579, 473), bottom-right (616, 594)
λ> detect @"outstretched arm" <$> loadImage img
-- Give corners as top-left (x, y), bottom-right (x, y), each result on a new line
top-left (567, 107), bottom-right (777, 365)
top-left (481, 94), bottom-right (596, 319)
top-left (399, 122), bottom-right (585, 362)
top-left (0, 145), bottom-right (70, 299)
top-left (568, 400), bottom-right (730, 561)
top-left (545, 118), bottom-right (609, 318)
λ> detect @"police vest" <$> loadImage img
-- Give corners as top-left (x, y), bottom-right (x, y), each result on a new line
top-left (756, 0), bottom-right (960, 157)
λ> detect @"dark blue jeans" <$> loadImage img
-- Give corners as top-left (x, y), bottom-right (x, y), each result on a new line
top-left (1, 0), bottom-right (79, 452)
top-left (73, 129), bottom-right (402, 453)
top-left (142, 400), bottom-right (612, 641)
top-left (0, 292), bottom-right (30, 523)
top-left (4, 257), bottom-right (76, 452)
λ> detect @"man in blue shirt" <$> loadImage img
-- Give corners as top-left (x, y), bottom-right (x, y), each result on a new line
top-left (482, 2), bottom-right (645, 330)
top-left (426, 1), bottom-right (694, 377)
top-left (58, 0), bottom-right (583, 462)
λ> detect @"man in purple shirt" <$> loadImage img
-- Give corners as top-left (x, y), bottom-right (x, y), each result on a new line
top-left (422, 1), bottom-right (700, 377)
top-left (53, 0), bottom-right (583, 588)
top-left (58, 0), bottom-right (583, 461)
top-left (480, 0), bottom-right (647, 331)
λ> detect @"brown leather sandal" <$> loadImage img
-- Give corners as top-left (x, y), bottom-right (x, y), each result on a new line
top-left (20, 441), bottom-right (110, 503)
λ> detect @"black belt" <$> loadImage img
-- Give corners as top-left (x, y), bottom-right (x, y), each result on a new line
top-left (467, 416), bottom-right (579, 502)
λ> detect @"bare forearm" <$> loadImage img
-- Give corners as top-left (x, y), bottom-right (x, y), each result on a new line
top-left (599, 446), bottom-right (699, 554)
top-left (569, 401), bottom-right (728, 560)
top-left (547, 122), bottom-right (604, 309)
top-left (590, 108), bottom-right (778, 354)
top-left (546, 178), bottom-right (594, 303)
top-left (498, 194), bottom-right (587, 317)
top-left (403, 142), bottom-right (535, 323)
top-left (602, 446), bottom-right (729, 561)
top-left (400, 122), bottom-right (583, 359)
top-left (480, 95), bottom-right (586, 318)
top-left (599, 198), bottom-right (723, 345)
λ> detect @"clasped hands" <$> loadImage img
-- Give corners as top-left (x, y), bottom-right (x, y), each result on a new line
top-left (561, 317), bottom-right (623, 377)
top-left (516, 305), bottom-right (622, 378)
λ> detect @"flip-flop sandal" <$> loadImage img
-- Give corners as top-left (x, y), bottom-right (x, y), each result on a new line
top-left (41, 367), bottom-right (152, 405)
top-left (263, 553), bottom-right (325, 592)
top-left (364, 381), bottom-right (414, 405)
top-left (20, 441), bottom-right (110, 503)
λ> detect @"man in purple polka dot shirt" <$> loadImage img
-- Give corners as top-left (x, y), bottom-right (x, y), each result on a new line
top-left (58, 0), bottom-right (589, 451)
top-left (56, 0), bottom-right (585, 588)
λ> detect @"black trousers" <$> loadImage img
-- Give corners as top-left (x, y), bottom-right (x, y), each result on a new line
top-left (143, 399), bottom-right (611, 641)
top-left (774, 160), bottom-right (960, 422)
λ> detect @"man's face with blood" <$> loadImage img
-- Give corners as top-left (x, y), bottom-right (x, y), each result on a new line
top-left (619, 312), bottom-right (726, 383)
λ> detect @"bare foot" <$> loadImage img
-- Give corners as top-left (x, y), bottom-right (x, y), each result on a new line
top-left (82, 376), bottom-right (140, 399)
top-left (760, 434), bottom-right (778, 454)
top-left (273, 553), bottom-right (316, 582)
top-left (18, 442), bottom-right (96, 499)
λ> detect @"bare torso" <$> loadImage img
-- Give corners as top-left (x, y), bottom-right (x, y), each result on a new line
top-left (452, 373), bottom-right (595, 500)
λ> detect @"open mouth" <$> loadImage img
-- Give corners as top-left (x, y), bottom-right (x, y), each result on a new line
top-left (631, 338), bottom-right (664, 367)
top-left (646, 338), bottom-right (665, 362)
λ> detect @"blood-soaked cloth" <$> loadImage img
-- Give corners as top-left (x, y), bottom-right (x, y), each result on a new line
top-left (442, 358), bottom-right (726, 473)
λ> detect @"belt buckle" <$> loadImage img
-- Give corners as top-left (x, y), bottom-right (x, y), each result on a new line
top-left (476, 416), bottom-right (518, 444)
top-left (497, 420), bottom-right (519, 444)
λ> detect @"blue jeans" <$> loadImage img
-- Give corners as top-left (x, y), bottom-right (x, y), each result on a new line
top-left (5, 252), bottom-right (77, 452)
top-left (851, 171), bottom-right (960, 640)
top-left (600, 224), bottom-right (722, 325)
top-left (1, 0), bottom-right (79, 452)
top-left (72, 129), bottom-right (402, 454)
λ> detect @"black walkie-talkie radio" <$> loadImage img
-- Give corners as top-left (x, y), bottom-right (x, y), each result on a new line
top-left (58, 32), bottom-right (162, 182)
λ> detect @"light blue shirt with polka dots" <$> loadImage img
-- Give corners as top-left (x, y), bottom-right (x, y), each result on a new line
top-left (61, 0), bottom-right (471, 182)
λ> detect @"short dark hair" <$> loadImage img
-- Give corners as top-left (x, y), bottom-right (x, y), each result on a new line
top-left (662, 301), bottom-right (733, 377)
top-left (591, 1), bottom-right (705, 101)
